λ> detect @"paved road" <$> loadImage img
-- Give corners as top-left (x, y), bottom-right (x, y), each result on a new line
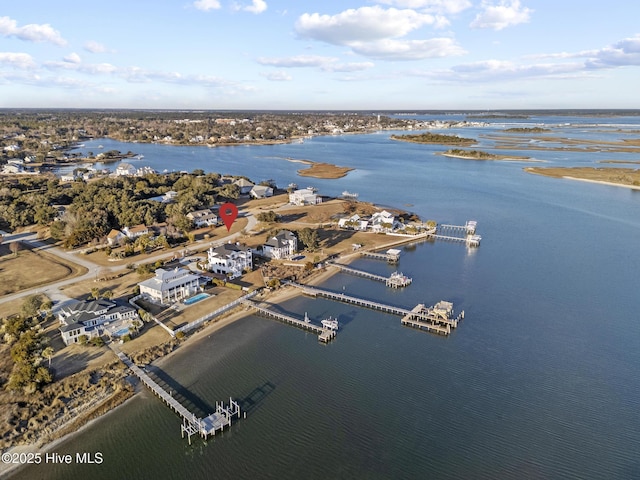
top-left (0, 211), bottom-right (258, 309)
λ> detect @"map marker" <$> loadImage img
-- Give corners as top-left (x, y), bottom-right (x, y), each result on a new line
top-left (219, 202), bottom-right (239, 231)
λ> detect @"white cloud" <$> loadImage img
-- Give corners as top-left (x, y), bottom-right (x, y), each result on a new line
top-left (0, 52), bottom-right (36, 69)
top-left (0, 16), bottom-right (67, 45)
top-left (261, 71), bottom-right (292, 81)
top-left (295, 6), bottom-right (442, 45)
top-left (470, 1), bottom-right (532, 30)
top-left (84, 41), bottom-right (111, 54)
top-left (193, 0), bottom-right (221, 12)
top-left (64, 52), bottom-right (82, 64)
top-left (375, 0), bottom-right (472, 15)
top-left (234, 0), bottom-right (267, 14)
top-left (257, 55), bottom-right (337, 68)
top-left (351, 38), bottom-right (466, 60)
top-left (584, 34), bottom-right (640, 68)
top-left (321, 62), bottom-right (375, 72)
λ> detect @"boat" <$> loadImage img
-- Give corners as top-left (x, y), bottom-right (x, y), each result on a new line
top-left (321, 317), bottom-right (339, 331)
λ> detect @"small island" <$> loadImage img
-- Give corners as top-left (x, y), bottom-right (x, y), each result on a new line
top-left (525, 166), bottom-right (640, 189)
top-left (295, 160), bottom-right (354, 179)
top-left (503, 127), bottom-right (550, 133)
top-left (391, 132), bottom-right (477, 146)
top-left (439, 149), bottom-right (531, 161)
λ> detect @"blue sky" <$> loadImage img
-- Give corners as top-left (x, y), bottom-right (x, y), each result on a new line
top-left (1, 1), bottom-right (640, 109)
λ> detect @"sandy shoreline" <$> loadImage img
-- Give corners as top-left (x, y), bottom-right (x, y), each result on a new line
top-left (560, 176), bottom-right (640, 190)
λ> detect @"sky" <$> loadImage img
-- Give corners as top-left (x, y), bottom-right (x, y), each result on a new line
top-left (1, 0), bottom-right (640, 110)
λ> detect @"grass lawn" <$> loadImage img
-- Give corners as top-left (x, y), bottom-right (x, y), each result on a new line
top-left (0, 243), bottom-right (87, 296)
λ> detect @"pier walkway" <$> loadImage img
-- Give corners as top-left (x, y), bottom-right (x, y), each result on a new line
top-left (360, 248), bottom-right (401, 263)
top-left (433, 221), bottom-right (481, 246)
top-left (327, 263), bottom-right (412, 288)
top-left (242, 300), bottom-right (336, 343)
top-left (111, 346), bottom-right (241, 444)
top-left (284, 282), bottom-right (461, 336)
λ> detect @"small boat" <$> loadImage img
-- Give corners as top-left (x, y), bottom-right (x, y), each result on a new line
top-left (321, 317), bottom-right (339, 331)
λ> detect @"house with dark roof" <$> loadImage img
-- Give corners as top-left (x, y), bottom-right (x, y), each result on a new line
top-left (207, 243), bottom-right (253, 279)
top-left (187, 208), bottom-right (218, 227)
top-left (58, 299), bottom-right (139, 345)
top-left (262, 230), bottom-right (298, 259)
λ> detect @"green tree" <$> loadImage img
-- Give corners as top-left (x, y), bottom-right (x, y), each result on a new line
top-left (297, 228), bottom-right (319, 251)
top-left (21, 294), bottom-right (43, 318)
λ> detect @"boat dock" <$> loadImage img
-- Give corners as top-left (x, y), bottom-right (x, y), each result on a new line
top-left (432, 221), bottom-right (481, 246)
top-left (242, 300), bottom-right (336, 343)
top-left (111, 347), bottom-right (241, 444)
top-left (328, 263), bottom-right (412, 288)
top-left (360, 248), bottom-right (401, 263)
top-left (285, 282), bottom-right (461, 336)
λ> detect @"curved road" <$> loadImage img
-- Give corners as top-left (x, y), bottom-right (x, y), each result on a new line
top-left (0, 212), bottom-right (258, 309)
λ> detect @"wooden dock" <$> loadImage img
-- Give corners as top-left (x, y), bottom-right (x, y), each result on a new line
top-left (242, 300), bottom-right (336, 343)
top-left (285, 282), bottom-right (461, 336)
top-left (328, 263), bottom-right (412, 288)
top-left (360, 248), bottom-right (401, 263)
top-left (433, 221), bottom-right (481, 246)
top-left (111, 347), bottom-right (241, 444)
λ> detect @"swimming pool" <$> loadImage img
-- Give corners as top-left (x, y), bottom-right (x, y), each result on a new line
top-left (184, 293), bottom-right (210, 305)
top-left (114, 328), bottom-right (130, 337)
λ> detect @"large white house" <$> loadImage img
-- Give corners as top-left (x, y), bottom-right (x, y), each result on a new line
top-left (262, 230), bottom-right (298, 259)
top-left (338, 214), bottom-right (369, 231)
top-left (58, 299), bottom-right (139, 345)
top-left (370, 210), bottom-right (397, 233)
top-left (250, 185), bottom-right (273, 199)
top-left (207, 243), bottom-right (253, 279)
top-left (289, 188), bottom-right (322, 206)
top-left (139, 268), bottom-right (201, 304)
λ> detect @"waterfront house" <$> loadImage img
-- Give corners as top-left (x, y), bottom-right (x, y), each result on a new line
top-left (370, 210), bottom-right (397, 233)
top-left (289, 188), bottom-right (322, 206)
top-left (261, 230), bottom-right (298, 259)
top-left (138, 267), bottom-right (201, 304)
top-left (115, 163), bottom-right (137, 176)
top-left (338, 214), bottom-right (369, 231)
top-left (207, 243), bottom-right (253, 279)
top-left (187, 209), bottom-right (218, 228)
top-left (58, 299), bottom-right (139, 345)
top-left (250, 185), bottom-right (274, 199)
top-left (233, 178), bottom-right (254, 195)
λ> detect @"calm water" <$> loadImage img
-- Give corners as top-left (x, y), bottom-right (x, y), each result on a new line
top-left (16, 114), bottom-right (640, 479)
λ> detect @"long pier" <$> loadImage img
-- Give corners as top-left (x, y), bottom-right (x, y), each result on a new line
top-left (328, 263), bottom-right (412, 288)
top-left (285, 282), bottom-right (460, 335)
top-left (242, 300), bottom-right (336, 343)
top-left (360, 248), bottom-right (401, 263)
top-left (111, 347), bottom-right (241, 444)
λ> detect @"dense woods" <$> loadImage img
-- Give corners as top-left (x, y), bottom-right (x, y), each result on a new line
top-left (0, 171), bottom-right (242, 247)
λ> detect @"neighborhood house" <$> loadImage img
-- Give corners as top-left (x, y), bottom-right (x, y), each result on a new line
top-left (289, 188), bottom-right (322, 206)
top-left (261, 230), bottom-right (298, 259)
top-left (138, 267), bottom-right (202, 304)
top-left (207, 243), bottom-right (253, 279)
top-left (58, 299), bottom-right (139, 345)
top-left (187, 208), bottom-right (219, 227)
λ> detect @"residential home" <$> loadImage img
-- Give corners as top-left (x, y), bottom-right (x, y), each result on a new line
top-left (2, 164), bottom-right (23, 174)
top-left (106, 229), bottom-right (126, 246)
top-left (123, 224), bottom-right (149, 239)
top-left (262, 230), bottom-right (298, 259)
top-left (187, 209), bottom-right (218, 228)
top-left (136, 165), bottom-right (157, 176)
top-left (338, 214), bottom-right (369, 231)
top-left (207, 243), bottom-right (253, 279)
top-left (250, 185), bottom-right (274, 199)
top-left (233, 178), bottom-right (254, 195)
top-left (58, 299), bottom-right (139, 345)
top-left (289, 188), bottom-right (322, 206)
top-left (370, 210), bottom-right (397, 233)
top-left (138, 267), bottom-right (201, 304)
top-left (114, 163), bottom-right (137, 176)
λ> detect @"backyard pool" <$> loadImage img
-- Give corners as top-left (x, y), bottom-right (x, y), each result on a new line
top-left (183, 293), bottom-right (210, 305)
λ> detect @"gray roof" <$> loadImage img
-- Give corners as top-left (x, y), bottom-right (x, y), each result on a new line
top-left (265, 231), bottom-right (296, 249)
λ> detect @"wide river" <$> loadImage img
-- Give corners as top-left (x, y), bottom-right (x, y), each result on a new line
top-left (14, 113), bottom-right (640, 479)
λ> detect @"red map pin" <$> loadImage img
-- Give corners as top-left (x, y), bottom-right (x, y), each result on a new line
top-left (219, 202), bottom-right (238, 231)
